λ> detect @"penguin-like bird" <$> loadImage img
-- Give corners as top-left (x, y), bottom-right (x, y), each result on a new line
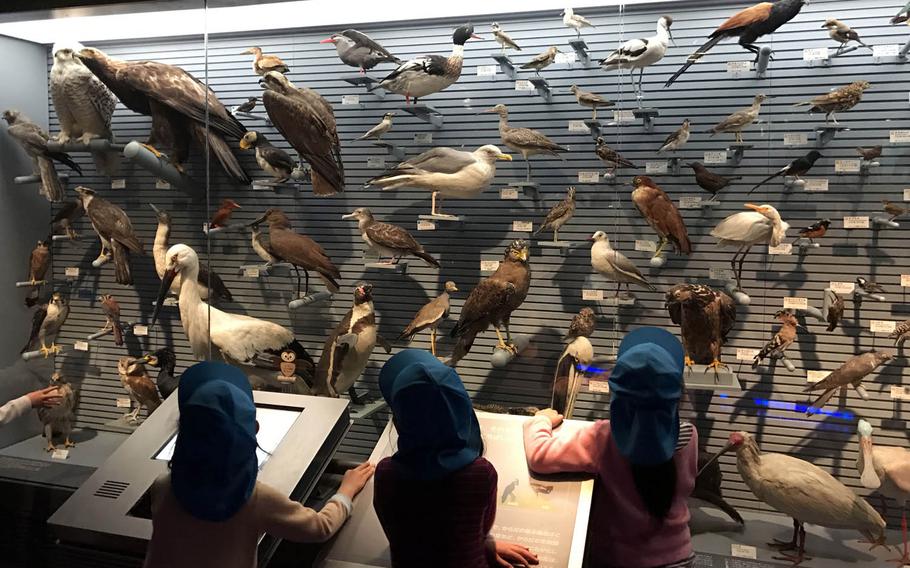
top-left (320, 29), bottom-right (401, 73)
top-left (22, 293), bottom-right (69, 357)
top-left (240, 130), bottom-right (296, 183)
top-left (748, 151), bottom-right (822, 195)
top-left (398, 281), bottom-right (458, 356)
top-left (631, 175), bottom-right (692, 257)
top-left (74, 186), bottom-right (143, 285)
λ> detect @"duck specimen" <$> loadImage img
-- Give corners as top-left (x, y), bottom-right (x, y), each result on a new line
top-left (342, 207), bottom-right (440, 267)
top-left (484, 103), bottom-right (567, 181)
top-left (242, 46), bottom-right (289, 75)
top-left (320, 29), bottom-right (401, 73)
top-left (398, 281), bottom-right (458, 356)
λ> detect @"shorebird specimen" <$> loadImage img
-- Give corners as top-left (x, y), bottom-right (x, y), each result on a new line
top-left (492, 23), bottom-right (521, 53)
top-left (569, 85), bottom-right (614, 119)
top-left (601, 15), bottom-right (672, 99)
top-left (794, 81), bottom-right (871, 124)
top-left (520, 46), bottom-right (560, 75)
top-left (666, 284), bottom-right (736, 374)
top-left (752, 310), bottom-right (799, 369)
top-left (242, 46), bottom-right (289, 75)
top-left (595, 136), bottom-right (635, 174)
top-left (552, 308), bottom-right (595, 418)
top-left (22, 293), bottom-right (68, 358)
top-left (98, 294), bottom-right (124, 346)
top-left (590, 231), bottom-right (655, 297)
top-left (748, 150), bottom-right (822, 194)
top-left (320, 29), bottom-right (401, 73)
top-left (658, 118), bottom-right (690, 153)
top-left (707, 93), bottom-right (767, 143)
top-left (631, 175), bottom-right (692, 257)
top-left (688, 162), bottom-right (740, 200)
top-left (240, 130), bottom-right (296, 183)
top-left (342, 207), bottom-right (440, 267)
top-left (562, 8), bottom-right (595, 38)
top-left (355, 112), bottom-right (395, 141)
top-left (711, 203), bottom-right (789, 290)
top-left (484, 104), bottom-right (567, 181)
top-left (398, 281), bottom-right (458, 356)
top-left (533, 186), bottom-right (576, 242)
top-left (793, 219), bottom-right (830, 245)
top-left (804, 351), bottom-right (892, 416)
top-left (822, 18), bottom-right (872, 55)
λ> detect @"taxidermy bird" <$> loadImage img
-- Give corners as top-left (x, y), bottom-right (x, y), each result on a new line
top-left (890, 320), bottom-right (910, 347)
top-left (552, 309), bottom-right (595, 418)
top-left (98, 294), bottom-right (124, 346)
top-left (22, 293), bottom-right (69, 357)
top-left (484, 103), bottom-right (567, 181)
top-left (144, 348), bottom-right (179, 400)
top-left (752, 310), bottom-right (798, 369)
top-left (76, 47), bottom-right (249, 183)
top-left (694, 449), bottom-right (744, 525)
top-left (534, 186), bottom-right (576, 242)
top-left (250, 223), bottom-right (278, 266)
top-left (37, 372), bottom-right (76, 452)
top-left (804, 351), bottom-right (892, 416)
top-left (632, 175), bottom-right (692, 257)
top-left (711, 204), bottom-right (789, 291)
top-left (794, 81), bottom-right (870, 125)
top-left (320, 29), bottom-right (401, 73)
top-left (883, 199), bottom-right (907, 221)
top-left (450, 240), bottom-right (531, 365)
top-left (590, 231), bottom-right (655, 297)
top-left (399, 281), bottom-right (458, 357)
top-left (600, 15), bottom-right (673, 98)
top-left (208, 198), bottom-right (242, 229)
top-left (74, 186), bottom-right (143, 286)
top-left (564, 307), bottom-right (596, 342)
top-left (236, 96), bottom-right (258, 113)
top-left (491, 23), bottom-right (521, 53)
top-left (822, 18), bottom-right (872, 54)
top-left (355, 112), bottom-right (395, 141)
top-left (892, 2), bottom-right (910, 25)
top-left (342, 207), bottom-right (439, 267)
top-left (748, 150), bottom-right (823, 194)
top-left (117, 356), bottom-right (161, 423)
top-left (242, 46), bottom-right (289, 75)
top-left (856, 276), bottom-right (885, 295)
top-left (313, 283), bottom-right (389, 399)
top-left (794, 219), bottom-right (830, 245)
top-left (688, 162), bottom-right (740, 200)
top-left (51, 200), bottom-right (84, 241)
top-left (665, 284), bottom-right (736, 373)
top-left (259, 71), bottom-right (344, 196)
top-left (520, 46), bottom-right (560, 75)
top-left (658, 119), bottom-right (690, 153)
top-left (24, 240), bottom-right (50, 308)
top-left (857, 146), bottom-right (882, 161)
top-left (595, 137), bottom-right (635, 173)
top-left (2, 110), bottom-right (80, 202)
top-left (707, 93), bottom-right (767, 143)
top-left (240, 130), bottom-right (296, 183)
top-left (562, 8), bottom-right (595, 38)
top-left (665, 0), bottom-right (809, 87)
top-left (702, 431), bottom-right (885, 566)
top-left (826, 289), bottom-right (844, 332)
top-left (569, 85), bottom-right (614, 120)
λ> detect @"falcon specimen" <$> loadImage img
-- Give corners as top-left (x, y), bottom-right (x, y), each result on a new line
top-left (22, 292), bottom-right (69, 357)
top-left (74, 186), bottom-right (143, 286)
top-left (98, 294), bottom-right (123, 346)
top-left (794, 81), bottom-right (870, 124)
top-left (752, 310), bottom-right (798, 368)
top-left (485, 103), bottom-right (567, 180)
top-left (666, 284), bottom-right (736, 374)
top-left (143, 348), bottom-right (178, 400)
top-left (631, 175), bottom-right (692, 256)
top-left (342, 207), bottom-right (439, 267)
top-left (398, 281), bottom-right (458, 356)
top-left (50, 41), bottom-right (120, 176)
top-left (76, 47), bottom-right (249, 183)
top-left (37, 372), bottom-right (76, 452)
top-left (320, 29), bottom-right (401, 73)
top-left (804, 351), bottom-right (893, 416)
top-left (688, 162), bottom-right (740, 200)
top-left (259, 71), bottom-right (344, 196)
top-left (242, 46), bottom-right (289, 75)
top-left (552, 308), bottom-right (596, 418)
top-left (117, 356), bottom-right (162, 422)
top-left (2, 109), bottom-right (81, 202)
top-left (826, 289), bottom-right (844, 332)
top-left (595, 137), bottom-right (636, 174)
top-left (449, 240), bottom-right (531, 366)
top-left (240, 130), bottom-right (296, 183)
top-left (51, 200), bottom-right (84, 240)
top-left (748, 150), bottom-right (822, 194)
top-left (24, 240), bottom-right (50, 308)
top-left (706, 93), bottom-right (767, 143)
top-left (533, 186), bottom-right (576, 242)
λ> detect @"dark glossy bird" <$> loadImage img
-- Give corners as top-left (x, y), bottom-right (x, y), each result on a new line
top-left (2, 109), bottom-right (80, 202)
top-left (632, 175), bottom-right (692, 256)
top-left (118, 356), bottom-right (161, 423)
top-left (51, 200), bottom-right (84, 240)
top-left (883, 199), bottom-right (907, 221)
top-left (856, 146), bottom-right (882, 161)
top-left (76, 47), bottom-right (249, 183)
top-left (889, 320), bottom-right (910, 347)
top-left (259, 71), bottom-right (344, 196)
top-left (752, 310), bottom-right (798, 368)
top-left (826, 289), bottom-right (844, 332)
top-left (688, 162), bottom-right (740, 200)
top-left (24, 240), bottom-right (50, 308)
top-left (450, 240), bottom-right (531, 366)
top-left (666, 284), bottom-right (736, 373)
top-left (822, 18), bottom-right (872, 54)
top-left (534, 186), bottom-right (576, 242)
top-left (208, 198), bottom-right (242, 228)
top-left (694, 448), bottom-right (744, 525)
top-left (804, 351), bottom-right (893, 416)
top-left (552, 311), bottom-right (594, 418)
top-left (320, 29), bottom-right (401, 73)
top-left (569, 85), bottom-right (614, 120)
top-left (143, 348), bottom-right (178, 400)
top-left (251, 209), bottom-right (341, 295)
top-left (856, 276), bottom-right (885, 295)
top-left (74, 186), bottom-right (143, 285)
top-left (22, 293), bottom-right (69, 357)
top-left (99, 293), bottom-right (123, 346)
top-left (707, 93), bottom-right (767, 143)
top-left (484, 104), bottom-right (567, 180)
top-left (37, 372), bottom-right (76, 452)
top-left (795, 219), bottom-right (830, 244)
top-left (595, 136), bottom-right (635, 173)
top-left (240, 130), bottom-right (296, 183)
top-left (520, 46), bottom-right (560, 75)
top-left (242, 46), bottom-right (289, 75)
top-left (342, 207), bottom-right (439, 267)
top-left (748, 150), bottom-right (822, 195)
top-left (398, 281), bottom-right (458, 357)
top-left (236, 96), bottom-right (258, 113)
top-left (665, 0), bottom-right (808, 87)
top-left (658, 119), bottom-right (690, 153)
top-left (891, 2), bottom-right (910, 24)
top-left (794, 81), bottom-right (870, 125)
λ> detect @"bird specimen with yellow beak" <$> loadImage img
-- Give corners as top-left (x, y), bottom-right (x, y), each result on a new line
top-left (398, 281), bottom-right (459, 357)
top-left (240, 130), bottom-right (296, 183)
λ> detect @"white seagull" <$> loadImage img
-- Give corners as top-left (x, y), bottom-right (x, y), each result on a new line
top-left (600, 15), bottom-right (673, 99)
top-left (590, 231), bottom-right (655, 297)
top-left (563, 8), bottom-right (595, 38)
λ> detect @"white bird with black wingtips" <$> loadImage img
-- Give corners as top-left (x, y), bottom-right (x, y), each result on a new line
top-left (600, 15), bottom-right (673, 99)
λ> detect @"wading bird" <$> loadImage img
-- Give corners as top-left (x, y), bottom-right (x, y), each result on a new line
top-left (343, 207), bottom-right (440, 267)
top-left (520, 46), bottom-right (560, 75)
top-left (398, 281), bottom-right (458, 357)
top-left (600, 15), bottom-right (672, 98)
top-left (707, 93), bottom-right (767, 143)
top-left (569, 85), bottom-right (614, 119)
top-left (484, 103), bottom-right (567, 181)
top-left (711, 203), bottom-right (789, 291)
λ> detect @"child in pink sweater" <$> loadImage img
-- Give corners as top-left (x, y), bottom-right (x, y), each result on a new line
top-left (523, 328), bottom-right (698, 568)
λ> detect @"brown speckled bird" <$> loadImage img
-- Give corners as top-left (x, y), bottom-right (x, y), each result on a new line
top-left (595, 137), bottom-right (635, 174)
top-left (688, 162), bottom-right (740, 200)
top-left (883, 199), bottom-right (907, 221)
top-left (533, 186), bottom-right (576, 242)
top-left (398, 281), bottom-right (458, 356)
top-left (857, 146), bottom-right (882, 161)
top-left (666, 284), bottom-right (736, 374)
top-left (631, 175), bottom-right (692, 256)
top-left (707, 93), bottom-right (767, 142)
top-left (752, 310), bottom-right (798, 368)
top-left (794, 81), bottom-right (870, 125)
top-left (98, 294), bottom-right (123, 346)
top-left (804, 351), bottom-right (892, 416)
top-left (209, 199), bottom-right (241, 228)
top-left (564, 307), bottom-right (596, 342)
top-left (37, 372), bottom-right (76, 452)
top-left (826, 289), bottom-right (844, 332)
top-left (117, 356), bottom-right (161, 423)
top-left (342, 207), bottom-right (439, 267)
top-left (889, 320), bottom-right (910, 346)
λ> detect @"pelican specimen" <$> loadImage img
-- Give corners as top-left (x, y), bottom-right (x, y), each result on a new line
top-left (600, 15), bottom-right (673, 98)
top-left (631, 175), bottom-right (692, 257)
top-left (710, 203), bottom-right (789, 291)
top-left (398, 281), bottom-right (458, 356)
top-left (590, 231), bottom-right (655, 296)
top-left (552, 308), bottom-right (595, 418)
top-left (483, 103), bottom-right (567, 181)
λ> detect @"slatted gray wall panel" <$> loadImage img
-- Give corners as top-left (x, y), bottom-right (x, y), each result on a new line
top-left (38, 0), bottom-right (910, 522)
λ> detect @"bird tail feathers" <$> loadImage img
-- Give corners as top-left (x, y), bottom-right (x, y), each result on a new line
top-left (111, 241), bottom-right (133, 286)
top-left (207, 129), bottom-right (250, 184)
top-left (38, 158), bottom-right (64, 203)
top-left (747, 173), bottom-right (778, 195)
top-left (47, 151), bottom-right (82, 175)
top-left (112, 323), bottom-right (123, 346)
top-left (447, 330), bottom-right (477, 367)
top-left (665, 35), bottom-right (724, 87)
top-left (317, 271), bottom-right (341, 293)
top-left (413, 250), bottom-right (440, 268)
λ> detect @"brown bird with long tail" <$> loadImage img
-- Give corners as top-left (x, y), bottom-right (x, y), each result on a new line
top-left (74, 186), bottom-right (143, 286)
top-left (631, 175), bottom-right (692, 257)
top-left (826, 289), bottom-right (844, 332)
top-left (752, 310), bottom-right (798, 368)
top-left (794, 81), bottom-right (870, 125)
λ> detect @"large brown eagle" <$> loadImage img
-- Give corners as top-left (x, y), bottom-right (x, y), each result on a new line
top-left (665, 284), bottom-right (736, 373)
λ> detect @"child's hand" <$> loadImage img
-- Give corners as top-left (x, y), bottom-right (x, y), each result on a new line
top-left (535, 408), bottom-right (563, 429)
top-left (338, 461), bottom-right (375, 500)
top-left (491, 540), bottom-right (539, 567)
top-left (28, 387), bottom-right (61, 409)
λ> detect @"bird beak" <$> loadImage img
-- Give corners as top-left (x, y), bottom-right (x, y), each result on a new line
top-left (479, 107), bottom-right (497, 114)
top-left (241, 48), bottom-right (254, 54)
top-left (149, 203), bottom-right (161, 214)
top-left (519, 249), bottom-right (529, 261)
top-left (744, 203), bottom-right (762, 212)
top-left (341, 213), bottom-right (357, 220)
top-left (470, 33), bottom-right (483, 40)
top-left (151, 267), bottom-right (179, 327)
top-left (319, 37), bottom-right (336, 44)
top-left (820, 23), bottom-right (827, 28)
top-left (239, 138), bottom-right (251, 150)
top-left (258, 78), bottom-right (267, 88)
top-left (697, 441), bottom-right (736, 477)
top-left (496, 153), bottom-right (513, 161)
top-left (248, 211), bottom-right (269, 227)
top-left (859, 435), bottom-right (881, 489)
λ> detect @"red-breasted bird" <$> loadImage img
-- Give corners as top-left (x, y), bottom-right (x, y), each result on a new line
top-left (209, 199), bottom-right (241, 228)
top-left (794, 219), bottom-right (830, 244)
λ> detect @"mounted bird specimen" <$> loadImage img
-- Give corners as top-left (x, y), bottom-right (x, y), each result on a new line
top-left (893, 2), bottom-right (910, 25)
top-left (748, 150), bottom-right (822, 194)
top-left (857, 146), bottom-right (882, 161)
top-left (51, 200), bottom-right (84, 241)
top-left (37, 372), bottom-right (76, 452)
top-left (355, 112), bottom-right (395, 142)
top-left (794, 219), bottom-right (830, 245)
top-left (822, 18), bottom-right (872, 55)
top-left (562, 8), bottom-right (595, 38)
top-left (143, 348), bottom-right (178, 400)
top-left (76, 47), bottom-right (249, 183)
top-left (320, 29), bottom-right (401, 73)
top-left (702, 431), bottom-right (885, 566)
top-left (569, 85), bottom-right (613, 120)
top-left (711, 203), bottom-right (789, 291)
top-left (74, 186), bottom-right (143, 286)
top-left (632, 175), bottom-right (692, 258)
top-left (449, 240), bottom-right (531, 366)
top-left (890, 320), bottom-right (910, 347)
top-left (50, 41), bottom-right (120, 176)
top-left (693, 448), bottom-right (744, 525)
top-left (688, 162), bottom-right (740, 200)
top-left (208, 198), bottom-right (242, 229)
top-left (484, 103), bottom-right (567, 181)
top-left (22, 292), bottom-right (69, 358)
top-left (240, 130), bottom-right (296, 183)
top-left (825, 289), bottom-right (844, 332)
top-left (883, 199), bottom-right (907, 221)
top-left (259, 71), bottom-right (344, 196)
top-left (794, 81), bottom-right (870, 124)
top-left (24, 240), bottom-right (50, 308)
top-left (552, 308), bottom-right (595, 418)
top-left (117, 356), bottom-right (161, 423)
top-left (600, 15), bottom-right (673, 99)
top-left (665, 284), bottom-right (736, 375)
top-left (595, 137), bottom-right (635, 174)
top-left (98, 294), bottom-right (124, 346)
top-left (533, 186), bottom-right (576, 243)
top-left (365, 145), bottom-right (511, 217)
top-left (250, 222), bottom-right (278, 266)
top-left (856, 276), bottom-right (885, 295)
top-left (564, 307), bottom-right (595, 343)
top-left (342, 207), bottom-right (439, 267)
top-left (707, 93), bottom-right (767, 143)
top-left (236, 96), bottom-right (258, 113)
top-left (658, 119), bottom-right (689, 153)
top-left (491, 23), bottom-right (521, 53)
top-left (398, 281), bottom-right (458, 357)
top-left (242, 46), bottom-right (289, 75)
top-left (2, 109), bottom-right (81, 202)
top-left (376, 24), bottom-right (480, 103)
top-left (752, 310), bottom-right (798, 369)
top-left (589, 231), bottom-right (655, 297)
top-left (665, 0), bottom-right (808, 87)
top-left (804, 351), bottom-right (892, 416)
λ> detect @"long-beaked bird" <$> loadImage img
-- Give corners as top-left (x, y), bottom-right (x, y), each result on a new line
top-left (631, 175), bottom-right (692, 256)
top-left (74, 186), bottom-right (143, 286)
top-left (483, 103), bottom-right (567, 180)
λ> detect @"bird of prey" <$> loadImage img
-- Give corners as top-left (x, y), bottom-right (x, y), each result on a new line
top-left (313, 283), bottom-right (389, 399)
top-left (259, 71), bottom-right (343, 195)
top-left (694, 448), bottom-right (744, 525)
top-left (76, 47), bottom-right (250, 183)
top-left (365, 145), bottom-right (511, 217)
top-left (320, 29), bottom-right (401, 73)
top-left (492, 23), bottom-right (521, 53)
top-left (251, 208), bottom-right (341, 295)
top-left (569, 85), bottom-right (614, 120)
top-left (595, 137), bottom-right (635, 174)
top-left (562, 8), bottom-right (595, 38)
top-left (534, 186), bottom-right (576, 242)
top-left (688, 162), bottom-right (740, 200)
top-left (856, 276), bottom-right (885, 295)
top-left (666, 284), bottom-right (736, 374)
top-left (631, 175), bottom-right (692, 257)
top-left (2, 110), bottom-right (80, 202)
top-left (236, 96), bottom-right (258, 113)
top-left (889, 320), bottom-right (910, 347)
top-left (208, 198), bottom-right (242, 229)
top-left (857, 146), bottom-right (882, 161)
top-left (822, 18), bottom-right (872, 54)
top-left (98, 294), bottom-right (124, 346)
top-left (552, 310), bottom-right (595, 418)
top-left (564, 307), bottom-right (596, 343)
top-left (37, 372), bottom-right (76, 452)
top-left (892, 2), bottom-right (910, 24)
top-left (883, 199), bottom-right (907, 221)
top-left (450, 240), bottom-right (531, 365)
top-left (590, 231), bottom-right (655, 296)
top-left (239, 130), bottom-right (295, 183)
top-left (658, 119), bottom-right (690, 153)
top-left (74, 186), bottom-right (143, 285)
top-left (342, 207), bottom-right (440, 267)
top-left (484, 103), bottom-right (567, 181)
top-left (752, 310), bottom-right (798, 369)
top-left (375, 24), bottom-right (480, 103)
top-left (711, 204), bottom-right (789, 291)
top-left (51, 200), bottom-right (84, 240)
top-left (794, 81), bottom-right (871, 124)
top-left (242, 46), bottom-right (289, 75)
top-left (25, 239), bottom-right (50, 299)
top-left (707, 93), bottom-right (767, 143)
top-left (117, 356), bottom-right (161, 423)
top-left (142, 348), bottom-right (178, 400)
top-left (794, 219), bottom-right (830, 245)
top-left (805, 351), bottom-right (893, 416)
top-left (748, 150), bottom-right (823, 194)
top-left (826, 289), bottom-right (845, 332)
top-left (355, 112), bottom-right (395, 142)
top-left (520, 46), bottom-right (560, 75)
top-left (22, 292), bottom-right (69, 357)
top-left (398, 281), bottom-right (458, 357)
top-left (600, 15), bottom-right (673, 98)
top-left (665, 0), bottom-right (808, 87)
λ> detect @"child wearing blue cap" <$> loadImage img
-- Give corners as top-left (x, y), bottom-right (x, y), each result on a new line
top-left (523, 328), bottom-right (698, 568)
top-left (373, 349), bottom-right (539, 568)
top-left (143, 362), bottom-right (374, 568)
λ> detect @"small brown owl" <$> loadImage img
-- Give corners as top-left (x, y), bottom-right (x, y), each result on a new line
top-left (278, 349), bottom-right (297, 383)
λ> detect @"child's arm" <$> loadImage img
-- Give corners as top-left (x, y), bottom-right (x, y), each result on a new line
top-left (523, 413), bottom-right (605, 475)
top-left (257, 482), bottom-right (351, 543)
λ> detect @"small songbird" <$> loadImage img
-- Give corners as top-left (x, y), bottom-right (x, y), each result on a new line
top-left (533, 186), bottom-right (576, 242)
top-left (553, 309), bottom-right (595, 418)
top-left (826, 289), bottom-right (845, 332)
top-left (856, 276), bottom-right (885, 295)
top-left (236, 96), bottom-right (258, 113)
top-left (492, 23), bottom-right (521, 53)
top-left (794, 219), bottom-right (830, 244)
top-left (569, 85), bottom-right (614, 120)
top-left (889, 319), bottom-right (910, 346)
top-left (98, 294), bottom-right (123, 346)
top-left (208, 199), bottom-right (242, 229)
top-left (143, 348), bottom-right (178, 400)
top-left (631, 175), bottom-right (692, 256)
top-left (355, 112), bottom-right (395, 141)
top-left (521, 46), bottom-right (560, 75)
top-left (398, 281), bottom-right (458, 357)
top-left (240, 130), bottom-right (296, 183)
top-left (752, 310), bottom-right (799, 368)
top-left (342, 207), bottom-right (440, 267)
top-left (242, 46), bottom-right (289, 75)
top-left (804, 351), bottom-right (892, 415)
top-left (822, 18), bottom-right (872, 55)
top-left (748, 150), bottom-right (822, 194)
top-left (590, 231), bottom-right (655, 297)
top-left (22, 293), bottom-right (69, 357)
top-left (882, 199), bottom-right (907, 221)
top-left (707, 93), bottom-right (767, 143)
top-left (563, 307), bottom-right (596, 342)
top-left (794, 81), bottom-right (871, 125)
top-left (688, 162), bottom-right (740, 200)
top-left (563, 7), bottom-right (595, 38)
top-left (658, 119), bottom-right (690, 153)
top-left (595, 137), bottom-right (635, 173)
top-left (856, 146), bottom-right (882, 161)
top-left (117, 356), bottom-right (162, 423)
top-left (37, 372), bottom-right (75, 452)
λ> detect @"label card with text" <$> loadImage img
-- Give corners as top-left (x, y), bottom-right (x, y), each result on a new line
top-left (512, 220), bottom-right (533, 232)
top-left (874, 44), bottom-right (900, 58)
top-left (65, 267), bottom-right (80, 278)
top-left (133, 325), bottom-right (149, 337)
top-left (783, 133), bottom-right (808, 146)
top-left (243, 267), bottom-right (261, 278)
top-left (111, 178), bottom-right (127, 190)
top-left (577, 171), bottom-right (600, 184)
top-left (515, 80), bottom-right (534, 91)
top-left (155, 179), bottom-right (170, 190)
top-left (736, 348), bottom-right (759, 361)
top-left (835, 159), bottom-right (861, 173)
top-left (829, 281), bottom-right (855, 295)
top-left (366, 156), bottom-right (385, 168)
top-left (704, 150), bottom-right (727, 164)
top-left (843, 216), bottom-right (870, 229)
top-left (807, 370), bottom-right (831, 384)
top-left (731, 544), bottom-right (757, 560)
top-left (904, 189), bottom-right (910, 202)
top-left (891, 386), bottom-right (910, 401)
top-left (768, 243), bottom-right (793, 255)
top-left (74, 341), bottom-right (89, 352)
top-left (634, 240), bottom-right (657, 252)
top-left (413, 132), bottom-right (433, 144)
top-left (341, 94), bottom-right (360, 105)
top-left (480, 260), bottom-right (500, 272)
top-left (582, 289), bottom-right (604, 301)
top-left (645, 161), bottom-right (668, 175)
top-left (710, 267), bottom-right (735, 281)
top-left (679, 196), bottom-right (702, 209)
top-left (902, 274), bottom-right (910, 288)
top-left (890, 130), bottom-right (910, 144)
top-left (555, 51), bottom-right (577, 64)
top-left (588, 380), bottom-right (610, 394)
top-left (613, 110), bottom-right (635, 123)
top-left (500, 187), bottom-right (519, 200)
top-left (803, 47), bottom-right (829, 61)
top-left (783, 297), bottom-right (808, 310)
top-left (417, 220), bottom-right (436, 231)
top-left (804, 179), bottom-right (828, 192)
top-left (871, 320), bottom-right (897, 334)
top-left (568, 120), bottom-right (589, 133)
top-left (476, 65), bottom-right (497, 77)
top-left (726, 61), bottom-right (752, 75)
top-left (116, 397), bottom-right (132, 408)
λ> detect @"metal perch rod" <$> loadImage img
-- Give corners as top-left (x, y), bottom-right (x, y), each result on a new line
top-left (14, 280), bottom-right (46, 288)
top-left (122, 141), bottom-right (197, 189)
top-left (756, 47), bottom-right (773, 76)
top-left (22, 347), bottom-right (64, 361)
top-left (288, 291), bottom-right (334, 309)
top-left (45, 138), bottom-right (124, 153)
top-left (491, 335), bottom-right (531, 369)
top-left (15, 174), bottom-right (69, 185)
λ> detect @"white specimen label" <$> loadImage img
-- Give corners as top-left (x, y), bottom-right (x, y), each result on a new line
top-left (515, 80), bottom-right (534, 91)
top-left (891, 386), bottom-right (910, 401)
top-left (803, 47), bottom-right (829, 61)
top-left (890, 130), bottom-right (910, 144)
top-left (645, 161), bottom-right (668, 174)
top-left (582, 289), bottom-right (604, 301)
top-left (835, 159), bottom-right (861, 173)
top-left (341, 94), bottom-right (360, 105)
top-left (480, 260), bottom-right (500, 272)
top-left (578, 171), bottom-right (600, 183)
top-left (74, 341), bottom-right (89, 352)
top-left (843, 216), bottom-right (870, 229)
top-left (783, 133), bottom-right (808, 146)
top-left (568, 120), bottom-right (589, 132)
top-left (710, 267), bottom-right (735, 281)
top-left (804, 179), bottom-right (828, 192)
top-left (366, 156), bottom-right (385, 168)
top-left (588, 380), bottom-right (610, 393)
top-left (726, 61), bottom-right (751, 74)
top-left (244, 267), bottom-right (261, 278)
top-left (679, 196), bottom-right (702, 209)
top-left (736, 348), bottom-right (759, 361)
top-left (871, 320), bottom-right (897, 334)
top-left (476, 65), bottom-right (497, 77)
top-left (500, 187), bottom-right (519, 200)
top-left (417, 220), bottom-right (436, 231)
top-left (634, 240), bottom-right (657, 252)
top-left (252, 182), bottom-right (270, 191)
top-left (163, 297), bottom-right (178, 307)
top-left (807, 370), bottom-right (831, 384)
top-left (902, 274), bottom-right (910, 287)
top-left (904, 189), bottom-right (910, 202)
top-left (512, 220), bottom-right (533, 232)
top-left (65, 267), bottom-right (79, 278)
top-left (155, 179), bottom-right (170, 190)
top-left (414, 132), bottom-right (433, 144)
top-left (51, 449), bottom-right (69, 460)
top-left (111, 179), bottom-right (126, 190)
top-left (768, 243), bottom-right (793, 255)
top-left (731, 544), bottom-right (757, 560)
top-left (555, 51), bottom-right (577, 64)
top-left (783, 297), bottom-right (808, 310)
top-left (704, 151), bottom-right (727, 164)
top-left (116, 398), bottom-right (132, 408)
top-left (829, 281), bottom-right (855, 294)
top-left (874, 44), bottom-right (900, 58)
top-left (133, 325), bottom-right (149, 337)
top-left (613, 110), bottom-right (635, 123)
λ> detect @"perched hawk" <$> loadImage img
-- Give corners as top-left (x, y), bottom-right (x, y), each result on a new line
top-left (2, 109), bottom-right (81, 202)
top-left (98, 294), bottom-right (123, 346)
top-left (37, 372), bottom-right (76, 452)
top-left (24, 240), bottom-right (50, 307)
top-left (117, 356), bottom-right (161, 423)
top-left (22, 292), bottom-right (69, 357)
top-left (74, 186), bottom-right (143, 285)
top-left (666, 284), bottom-right (736, 373)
